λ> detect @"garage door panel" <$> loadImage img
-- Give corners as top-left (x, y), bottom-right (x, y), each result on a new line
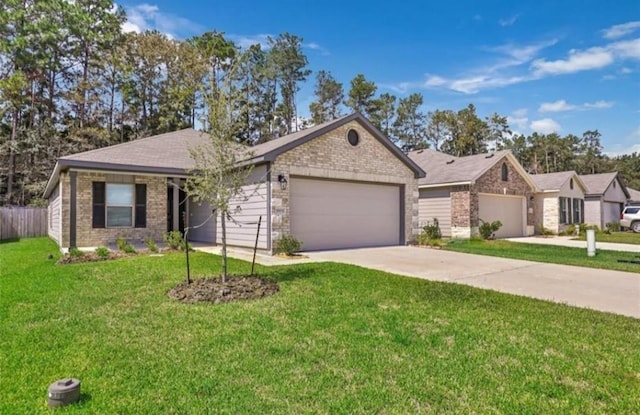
top-left (418, 189), bottom-right (451, 237)
top-left (290, 178), bottom-right (400, 251)
top-left (478, 194), bottom-right (524, 238)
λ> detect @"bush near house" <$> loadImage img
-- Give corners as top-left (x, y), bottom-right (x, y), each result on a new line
top-left (417, 219), bottom-right (443, 247)
top-left (479, 220), bottom-right (502, 240)
top-left (275, 235), bottom-right (302, 256)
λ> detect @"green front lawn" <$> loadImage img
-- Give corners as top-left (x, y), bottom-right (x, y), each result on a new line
top-left (445, 239), bottom-right (640, 273)
top-left (572, 231), bottom-right (640, 245)
top-left (2, 238), bottom-right (639, 413)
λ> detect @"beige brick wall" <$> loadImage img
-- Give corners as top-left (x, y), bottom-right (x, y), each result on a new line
top-left (446, 157), bottom-right (534, 238)
top-left (270, 120), bottom-right (419, 248)
top-left (473, 157), bottom-right (534, 227)
top-left (60, 170), bottom-right (167, 248)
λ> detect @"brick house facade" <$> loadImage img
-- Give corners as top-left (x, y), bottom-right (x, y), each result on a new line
top-left (45, 113), bottom-right (425, 252)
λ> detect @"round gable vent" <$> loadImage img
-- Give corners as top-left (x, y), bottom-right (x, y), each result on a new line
top-left (347, 129), bottom-right (359, 146)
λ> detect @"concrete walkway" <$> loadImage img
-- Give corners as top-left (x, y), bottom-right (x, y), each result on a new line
top-left (505, 235), bottom-right (640, 253)
top-left (195, 245), bottom-right (640, 319)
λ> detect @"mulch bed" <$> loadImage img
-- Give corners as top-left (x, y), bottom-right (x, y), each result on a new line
top-left (56, 248), bottom-right (178, 265)
top-left (56, 251), bottom-right (132, 264)
top-left (168, 276), bottom-right (279, 304)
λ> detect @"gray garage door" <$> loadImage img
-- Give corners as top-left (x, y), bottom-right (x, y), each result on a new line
top-left (478, 194), bottom-right (525, 238)
top-left (418, 189), bottom-right (451, 237)
top-left (290, 177), bottom-right (401, 251)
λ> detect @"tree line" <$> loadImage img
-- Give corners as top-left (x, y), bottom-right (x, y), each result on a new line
top-left (1, 0), bottom-right (638, 206)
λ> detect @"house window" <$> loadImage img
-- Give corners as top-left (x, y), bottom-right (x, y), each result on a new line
top-left (572, 198), bottom-right (582, 224)
top-left (570, 178), bottom-right (574, 190)
top-left (501, 163), bottom-right (508, 181)
top-left (347, 129), bottom-right (360, 146)
top-left (559, 197), bottom-right (567, 224)
top-left (93, 182), bottom-right (146, 229)
top-left (106, 184), bottom-right (134, 227)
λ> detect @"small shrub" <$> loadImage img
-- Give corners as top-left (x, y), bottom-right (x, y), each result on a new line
top-left (275, 235), bottom-right (302, 255)
top-left (605, 222), bottom-right (621, 233)
top-left (122, 244), bottom-right (136, 254)
top-left (559, 224), bottom-right (577, 236)
top-left (144, 238), bottom-right (158, 253)
top-left (116, 236), bottom-right (128, 251)
top-left (539, 225), bottom-right (555, 236)
top-left (179, 240), bottom-right (192, 252)
top-left (69, 247), bottom-right (85, 258)
top-left (479, 220), bottom-right (502, 240)
top-left (95, 246), bottom-right (110, 259)
top-left (422, 219), bottom-right (442, 240)
top-left (163, 231), bottom-right (183, 250)
top-left (579, 223), bottom-right (599, 234)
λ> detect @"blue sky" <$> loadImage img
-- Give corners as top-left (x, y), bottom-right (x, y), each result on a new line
top-left (120, 0), bottom-right (640, 155)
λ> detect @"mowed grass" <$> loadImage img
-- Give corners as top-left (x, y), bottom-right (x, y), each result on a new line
top-left (2, 238), bottom-right (639, 414)
top-left (445, 239), bottom-right (640, 273)
top-left (573, 231), bottom-right (640, 245)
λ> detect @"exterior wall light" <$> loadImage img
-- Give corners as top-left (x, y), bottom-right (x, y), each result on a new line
top-left (277, 174), bottom-right (288, 191)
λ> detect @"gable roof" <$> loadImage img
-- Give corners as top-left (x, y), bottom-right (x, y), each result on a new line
top-left (628, 188), bottom-right (640, 202)
top-left (579, 172), bottom-right (630, 198)
top-left (530, 171), bottom-right (586, 192)
top-left (408, 148), bottom-right (536, 189)
top-left (44, 113), bottom-right (425, 197)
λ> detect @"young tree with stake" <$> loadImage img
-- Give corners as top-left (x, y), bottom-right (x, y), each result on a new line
top-left (186, 58), bottom-right (254, 283)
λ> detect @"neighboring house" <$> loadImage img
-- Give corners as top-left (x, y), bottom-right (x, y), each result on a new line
top-left (530, 171), bottom-right (587, 234)
top-left (44, 113), bottom-right (425, 253)
top-left (408, 149), bottom-right (537, 239)
top-left (626, 188), bottom-right (640, 205)
top-left (580, 173), bottom-right (630, 229)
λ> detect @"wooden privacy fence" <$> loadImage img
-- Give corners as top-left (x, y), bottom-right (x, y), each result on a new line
top-left (0, 207), bottom-right (48, 240)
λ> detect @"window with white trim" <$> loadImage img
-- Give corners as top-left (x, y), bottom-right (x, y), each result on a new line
top-left (106, 183), bottom-right (134, 227)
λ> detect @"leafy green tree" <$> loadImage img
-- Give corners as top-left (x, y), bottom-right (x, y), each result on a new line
top-left (345, 74), bottom-right (377, 117)
top-left (309, 70), bottom-right (344, 124)
top-left (268, 33), bottom-right (311, 134)
top-left (393, 93), bottom-right (428, 152)
top-left (186, 60), bottom-right (254, 282)
top-left (236, 44), bottom-right (277, 144)
top-left (426, 109), bottom-right (454, 151)
top-left (576, 130), bottom-right (604, 174)
top-left (369, 93), bottom-right (396, 138)
top-left (486, 112), bottom-right (511, 151)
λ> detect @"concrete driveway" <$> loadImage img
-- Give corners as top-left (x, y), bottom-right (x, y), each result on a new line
top-left (305, 246), bottom-right (640, 319)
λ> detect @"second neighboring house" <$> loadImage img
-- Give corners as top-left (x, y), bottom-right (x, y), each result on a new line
top-left (44, 113), bottom-right (425, 253)
top-left (627, 188), bottom-right (640, 205)
top-left (580, 172), bottom-right (630, 229)
top-left (408, 149), bottom-right (537, 239)
top-left (530, 171), bottom-right (587, 234)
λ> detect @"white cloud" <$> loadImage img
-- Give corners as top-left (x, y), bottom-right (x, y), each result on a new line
top-left (122, 3), bottom-right (202, 38)
top-left (122, 21), bottom-right (142, 33)
top-left (513, 108), bottom-right (528, 118)
top-left (530, 118), bottom-right (561, 134)
top-left (424, 76), bottom-right (447, 87)
top-left (508, 108), bottom-right (529, 130)
top-left (621, 67), bottom-right (633, 74)
top-left (532, 47), bottom-right (614, 75)
top-left (609, 38), bottom-right (640, 59)
top-left (304, 42), bottom-right (330, 56)
top-left (499, 14), bottom-right (520, 27)
top-left (532, 37), bottom-right (640, 76)
top-left (448, 75), bottom-right (528, 94)
top-left (538, 99), bottom-right (614, 112)
top-left (602, 21), bottom-right (640, 40)
top-left (584, 100), bottom-right (614, 109)
top-left (539, 100), bottom-right (576, 112)
top-left (228, 34), bottom-right (272, 49)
